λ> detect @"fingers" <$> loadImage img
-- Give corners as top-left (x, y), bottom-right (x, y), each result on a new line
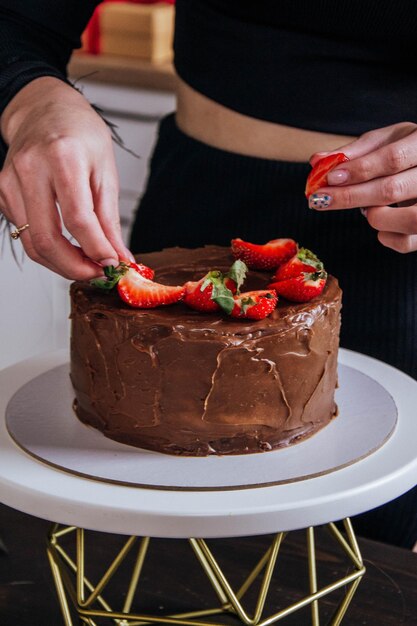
top-left (359, 203), bottom-right (417, 253)
top-left (51, 151), bottom-right (120, 266)
top-left (326, 130), bottom-right (417, 188)
top-left (0, 171), bottom-right (59, 274)
top-left (311, 167), bottom-right (417, 210)
top-left (3, 163), bottom-right (108, 280)
top-left (309, 122), bottom-right (416, 166)
top-left (364, 205), bottom-right (417, 235)
top-left (91, 166), bottom-right (135, 263)
top-left (377, 231), bottom-right (417, 254)
top-left (15, 162), bottom-right (103, 280)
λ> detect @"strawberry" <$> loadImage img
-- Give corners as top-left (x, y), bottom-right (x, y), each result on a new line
top-left (272, 248), bottom-right (323, 281)
top-left (230, 290), bottom-right (278, 320)
top-left (305, 152), bottom-right (349, 197)
top-left (231, 238), bottom-right (298, 270)
top-left (184, 260), bottom-right (247, 313)
top-left (117, 268), bottom-right (185, 308)
top-left (129, 262), bottom-right (154, 281)
top-left (269, 271), bottom-right (327, 303)
top-left (91, 261), bottom-right (154, 290)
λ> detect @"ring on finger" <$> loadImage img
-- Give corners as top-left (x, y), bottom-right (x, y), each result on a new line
top-left (10, 223), bottom-right (30, 240)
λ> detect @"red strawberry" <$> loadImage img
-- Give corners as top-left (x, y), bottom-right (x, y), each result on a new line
top-left (269, 271), bottom-right (327, 303)
top-left (129, 262), bottom-right (154, 281)
top-left (184, 275), bottom-right (234, 312)
top-left (231, 238), bottom-right (297, 270)
top-left (230, 290), bottom-right (278, 320)
top-left (272, 248), bottom-right (323, 281)
top-left (184, 260), bottom-right (248, 313)
top-left (91, 261), bottom-right (154, 290)
top-left (117, 268), bottom-right (185, 308)
top-left (305, 152), bottom-right (349, 197)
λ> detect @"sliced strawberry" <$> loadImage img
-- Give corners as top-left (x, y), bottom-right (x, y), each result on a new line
top-left (184, 260), bottom-right (248, 313)
top-left (91, 261), bottom-right (154, 290)
top-left (231, 238), bottom-right (297, 271)
top-left (305, 152), bottom-right (349, 197)
top-left (230, 290), bottom-right (278, 320)
top-left (272, 248), bottom-right (323, 281)
top-left (269, 271), bottom-right (327, 303)
top-left (129, 262), bottom-right (154, 281)
top-left (117, 268), bottom-right (185, 308)
top-left (184, 275), bottom-right (232, 312)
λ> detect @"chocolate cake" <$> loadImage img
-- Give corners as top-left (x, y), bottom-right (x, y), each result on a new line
top-left (70, 246), bottom-right (342, 455)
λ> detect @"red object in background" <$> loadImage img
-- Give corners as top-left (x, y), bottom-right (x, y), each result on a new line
top-left (84, 0), bottom-right (175, 55)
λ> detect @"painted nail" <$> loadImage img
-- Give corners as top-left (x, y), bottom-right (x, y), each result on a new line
top-left (99, 257), bottom-right (119, 267)
top-left (308, 193), bottom-right (332, 210)
top-left (360, 208), bottom-right (368, 217)
top-left (327, 169), bottom-right (349, 185)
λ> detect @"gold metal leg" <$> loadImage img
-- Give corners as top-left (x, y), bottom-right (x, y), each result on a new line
top-left (47, 519), bottom-right (365, 626)
top-left (307, 527), bottom-right (320, 626)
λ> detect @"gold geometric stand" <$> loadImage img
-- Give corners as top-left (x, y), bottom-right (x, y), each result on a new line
top-left (46, 518), bottom-right (365, 626)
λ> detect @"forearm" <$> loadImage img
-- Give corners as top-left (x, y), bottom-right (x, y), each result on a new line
top-left (0, 1), bottom-right (99, 127)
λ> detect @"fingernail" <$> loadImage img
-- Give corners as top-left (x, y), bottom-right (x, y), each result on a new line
top-left (309, 193), bottom-right (332, 210)
top-left (327, 169), bottom-right (349, 185)
top-left (99, 257), bottom-right (119, 267)
top-left (360, 207), bottom-right (368, 217)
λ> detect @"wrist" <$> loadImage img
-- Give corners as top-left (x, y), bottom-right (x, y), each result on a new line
top-left (1, 76), bottom-right (90, 144)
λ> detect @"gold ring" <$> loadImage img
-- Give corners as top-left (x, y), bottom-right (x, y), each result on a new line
top-left (10, 223), bottom-right (30, 240)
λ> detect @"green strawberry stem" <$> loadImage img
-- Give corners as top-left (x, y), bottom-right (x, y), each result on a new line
top-left (213, 260), bottom-right (248, 314)
top-left (90, 263), bottom-right (129, 290)
top-left (201, 260), bottom-right (248, 315)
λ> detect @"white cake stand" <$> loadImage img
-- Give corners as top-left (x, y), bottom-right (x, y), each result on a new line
top-left (1, 349), bottom-right (416, 626)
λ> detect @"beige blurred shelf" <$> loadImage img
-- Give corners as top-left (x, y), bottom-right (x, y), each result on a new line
top-left (68, 51), bottom-right (176, 91)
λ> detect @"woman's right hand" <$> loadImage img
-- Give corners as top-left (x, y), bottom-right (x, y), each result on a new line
top-left (0, 76), bottom-right (134, 280)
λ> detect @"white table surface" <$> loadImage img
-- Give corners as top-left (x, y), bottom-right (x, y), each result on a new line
top-left (1, 349), bottom-right (416, 539)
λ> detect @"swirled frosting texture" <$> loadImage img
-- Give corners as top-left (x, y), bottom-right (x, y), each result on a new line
top-left (70, 246), bottom-right (342, 455)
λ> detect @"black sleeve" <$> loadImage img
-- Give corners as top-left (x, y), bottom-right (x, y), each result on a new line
top-left (0, 1), bottom-right (101, 117)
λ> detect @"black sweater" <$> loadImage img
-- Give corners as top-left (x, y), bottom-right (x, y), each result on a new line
top-left (1, 0), bottom-right (417, 136)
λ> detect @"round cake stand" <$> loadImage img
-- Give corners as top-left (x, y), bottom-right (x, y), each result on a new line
top-left (1, 349), bottom-right (417, 626)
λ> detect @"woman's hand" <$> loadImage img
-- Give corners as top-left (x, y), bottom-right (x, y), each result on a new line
top-left (0, 76), bottom-right (134, 279)
top-left (308, 122), bottom-right (417, 253)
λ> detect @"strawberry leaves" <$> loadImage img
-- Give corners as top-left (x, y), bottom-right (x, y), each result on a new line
top-left (90, 263), bottom-right (129, 290)
top-left (185, 260), bottom-right (248, 314)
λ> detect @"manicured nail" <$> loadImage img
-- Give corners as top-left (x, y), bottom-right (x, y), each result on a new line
top-left (99, 257), bottom-right (119, 267)
top-left (360, 208), bottom-right (368, 217)
top-left (309, 193), bottom-right (332, 209)
top-left (327, 169), bottom-right (349, 185)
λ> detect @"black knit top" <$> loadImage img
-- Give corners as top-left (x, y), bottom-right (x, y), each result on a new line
top-left (1, 1), bottom-right (417, 136)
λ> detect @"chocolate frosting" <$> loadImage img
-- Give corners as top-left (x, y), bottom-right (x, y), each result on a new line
top-left (70, 246), bottom-right (342, 455)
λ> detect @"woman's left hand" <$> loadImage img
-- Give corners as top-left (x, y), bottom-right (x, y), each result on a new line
top-left (308, 122), bottom-right (417, 253)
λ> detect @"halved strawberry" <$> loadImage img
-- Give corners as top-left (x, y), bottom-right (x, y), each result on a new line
top-left (230, 290), bottom-right (278, 320)
top-left (184, 260), bottom-right (247, 313)
top-left (269, 271), bottom-right (327, 303)
top-left (272, 248), bottom-right (323, 281)
top-left (117, 268), bottom-right (185, 308)
top-left (231, 238), bottom-right (297, 270)
top-left (91, 261), bottom-right (154, 290)
top-left (305, 152), bottom-right (349, 197)
top-left (129, 262), bottom-right (154, 281)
